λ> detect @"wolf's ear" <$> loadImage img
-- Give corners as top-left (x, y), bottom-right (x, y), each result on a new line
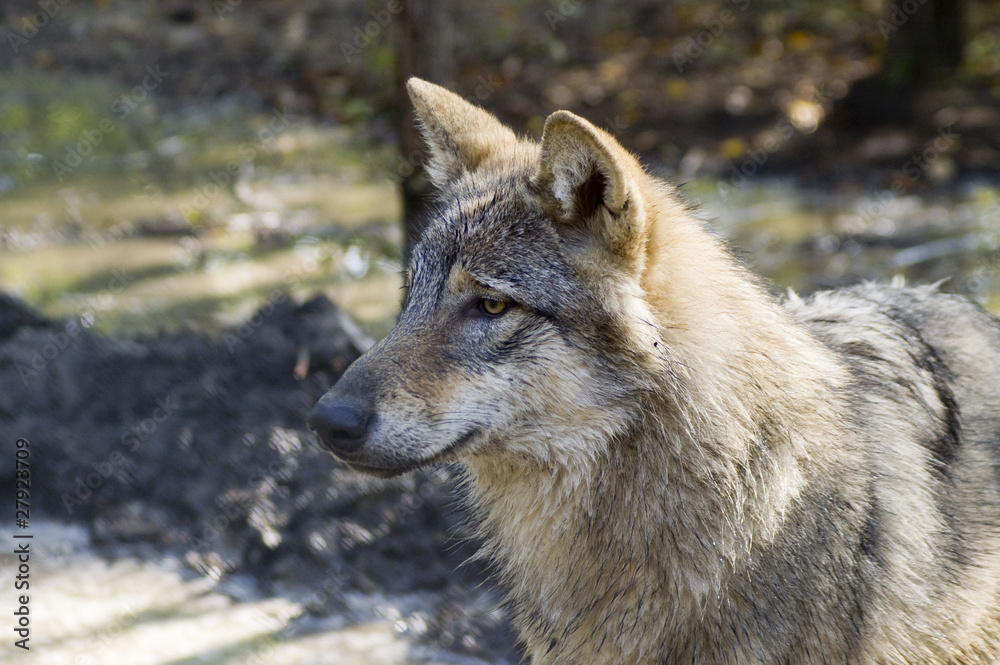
top-left (535, 110), bottom-right (640, 260)
top-left (406, 78), bottom-right (518, 188)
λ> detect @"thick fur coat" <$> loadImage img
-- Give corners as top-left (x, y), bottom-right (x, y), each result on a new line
top-left (309, 79), bottom-right (1000, 664)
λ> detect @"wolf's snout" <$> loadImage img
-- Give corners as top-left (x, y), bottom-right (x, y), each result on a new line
top-left (307, 395), bottom-right (370, 456)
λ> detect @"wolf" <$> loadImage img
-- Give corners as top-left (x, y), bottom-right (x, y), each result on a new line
top-left (308, 78), bottom-right (1000, 664)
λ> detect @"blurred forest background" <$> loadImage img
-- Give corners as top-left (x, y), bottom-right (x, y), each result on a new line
top-left (2, 0), bottom-right (1000, 337)
top-left (2, 2), bottom-right (1000, 664)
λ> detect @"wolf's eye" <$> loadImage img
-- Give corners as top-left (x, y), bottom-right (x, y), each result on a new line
top-left (478, 297), bottom-right (509, 317)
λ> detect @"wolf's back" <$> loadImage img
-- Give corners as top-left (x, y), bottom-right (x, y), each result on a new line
top-left (793, 282), bottom-right (1000, 463)
top-left (786, 283), bottom-right (1000, 660)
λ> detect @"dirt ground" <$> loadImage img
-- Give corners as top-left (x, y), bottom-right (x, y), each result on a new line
top-left (0, 292), bottom-right (521, 662)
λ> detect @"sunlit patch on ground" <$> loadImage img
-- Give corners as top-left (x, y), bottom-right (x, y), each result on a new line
top-left (0, 522), bottom-right (483, 665)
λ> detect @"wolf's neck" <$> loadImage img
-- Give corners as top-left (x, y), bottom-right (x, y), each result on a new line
top-left (464, 428), bottom-right (732, 661)
top-left (464, 388), bottom-right (838, 660)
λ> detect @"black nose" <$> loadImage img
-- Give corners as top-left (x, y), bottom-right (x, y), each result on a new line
top-left (307, 396), bottom-right (371, 456)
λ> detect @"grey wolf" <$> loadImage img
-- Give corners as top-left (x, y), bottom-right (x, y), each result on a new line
top-left (308, 78), bottom-right (1000, 664)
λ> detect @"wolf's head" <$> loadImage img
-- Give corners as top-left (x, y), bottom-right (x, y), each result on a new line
top-left (308, 78), bottom-right (712, 476)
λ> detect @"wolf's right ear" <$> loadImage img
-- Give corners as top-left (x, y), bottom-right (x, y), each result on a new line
top-left (407, 78), bottom-right (518, 188)
top-left (535, 111), bottom-right (643, 263)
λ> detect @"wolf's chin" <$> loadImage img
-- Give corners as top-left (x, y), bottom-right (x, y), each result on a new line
top-left (340, 460), bottom-right (414, 478)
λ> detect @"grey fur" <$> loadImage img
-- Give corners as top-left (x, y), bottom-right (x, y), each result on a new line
top-left (308, 79), bottom-right (1000, 664)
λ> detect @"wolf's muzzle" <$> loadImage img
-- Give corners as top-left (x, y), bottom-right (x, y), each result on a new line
top-left (307, 395), bottom-right (370, 457)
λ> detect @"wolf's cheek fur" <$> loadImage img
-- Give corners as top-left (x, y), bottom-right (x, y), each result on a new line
top-left (353, 297), bottom-right (636, 473)
top-left (471, 346), bottom-right (636, 468)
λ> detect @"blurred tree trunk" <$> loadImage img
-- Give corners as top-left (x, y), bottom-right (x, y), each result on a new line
top-left (395, 0), bottom-right (453, 264)
top-left (828, 0), bottom-right (965, 132)
top-left (880, 0), bottom-right (965, 85)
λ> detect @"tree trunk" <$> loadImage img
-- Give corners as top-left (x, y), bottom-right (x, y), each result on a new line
top-left (395, 0), bottom-right (454, 264)
top-left (825, 0), bottom-right (966, 134)
top-left (881, 0), bottom-right (964, 86)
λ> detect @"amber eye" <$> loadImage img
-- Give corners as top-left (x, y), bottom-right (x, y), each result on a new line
top-left (479, 297), bottom-right (509, 316)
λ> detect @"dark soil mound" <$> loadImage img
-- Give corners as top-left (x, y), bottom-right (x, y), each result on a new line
top-left (0, 292), bottom-right (518, 662)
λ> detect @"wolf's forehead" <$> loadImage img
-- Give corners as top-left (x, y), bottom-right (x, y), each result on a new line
top-left (410, 181), bottom-right (572, 301)
top-left (424, 181), bottom-right (552, 261)
top-left (448, 181), bottom-right (540, 234)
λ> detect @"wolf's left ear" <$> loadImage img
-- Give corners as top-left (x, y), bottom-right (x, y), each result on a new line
top-left (407, 78), bottom-right (518, 188)
top-left (535, 111), bottom-right (642, 260)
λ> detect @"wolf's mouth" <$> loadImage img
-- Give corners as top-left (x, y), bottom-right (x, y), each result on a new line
top-left (342, 427), bottom-right (482, 477)
top-left (438, 426), bottom-right (481, 457)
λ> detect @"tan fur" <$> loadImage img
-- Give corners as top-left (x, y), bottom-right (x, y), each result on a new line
top-left (309, 79), bottom-right (1000, 664)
